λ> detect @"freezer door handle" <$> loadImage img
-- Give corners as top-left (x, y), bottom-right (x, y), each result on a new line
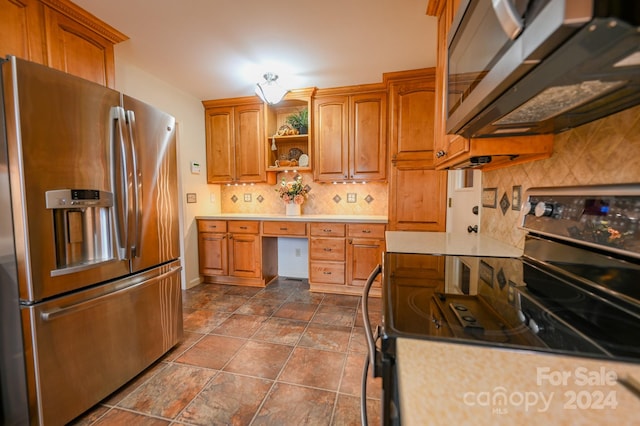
top-left (40, 265), bottom-right (182, 321)
top-left (125, 109), bottom-right (142, 258)
top-left (111, 106), bottom-right (130, 260)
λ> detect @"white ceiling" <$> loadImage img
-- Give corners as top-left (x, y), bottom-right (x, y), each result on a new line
top-left (73, 0), bottom-right (438, 101)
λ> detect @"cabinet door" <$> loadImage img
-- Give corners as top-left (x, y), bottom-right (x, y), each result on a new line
top-left (433, 0), bottom-right (469, 167)
top-left (198, 232), bottom-right (228, 276)
top-left (313, 95), bottom-right (349, 182)
top-left (205, 106), bottom-right (235, 183)
top-left (347, 237), bottom-right (385, 287)
top-left (0, 0), bottom-right (46, 63)
top-left (228, 233), bottom-right (260, 278)
top-left (43, 7), bottom-right (115, 87)
top-left (389, 77), bottom-right (436, 163)
top-left (350, 92), bottom-right (387, 181)
top-left (390, 167), bottom-right (447, 231)
top-left (234, 103), bottom-right (265, 183)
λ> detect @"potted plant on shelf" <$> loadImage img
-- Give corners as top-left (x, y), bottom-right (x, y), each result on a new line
top-left (286, 107), bottom-right (309, 135)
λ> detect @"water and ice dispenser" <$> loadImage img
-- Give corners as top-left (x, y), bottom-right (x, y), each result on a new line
top-left (45, 189), bottom-right (114, 273)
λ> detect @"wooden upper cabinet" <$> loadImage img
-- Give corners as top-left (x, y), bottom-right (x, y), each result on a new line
top-left (44, 7), bottom-right (114, 87)
top-left (0, 0), bottom-right (46, 63)
top-left (234, 103), bottom-right (265, 182)
top-left (0, 0), bottom-right (127, 88)
top-left (203, 99), bottom-right (265, 184)
top-left (313, 95), bottom-right (349, 181)
top-left (313, 89), bottom-right (387, 182)
top-left (350, 92), bottom-right (387, 181)
top-left (386, 69), bottom-right (447, 232)
top-left (387, 70), bottom-right (437, 166)
top-left (205, 106), bottom-right (235, 183)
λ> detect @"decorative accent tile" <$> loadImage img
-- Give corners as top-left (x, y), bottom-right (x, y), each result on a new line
top-left (499, 192), bottom-right (510, 215)
top-left (512, 186), bottom-right (522, 211)
top-left (333, 195), bottom-right (342, 204)
top-left (482, 188), bottom-right (497, 208)
top-left (257, 195), bottom-right (264, 203)
top-left (365, 195), bottom-right (374, 204)
top-left (231, 195), bottom-right (238, 203)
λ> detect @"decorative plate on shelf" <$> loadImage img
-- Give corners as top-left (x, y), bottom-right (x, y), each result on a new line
top-left (288, 147), bottom-right (303, 160)
top-left (298, 154), bottom-right (309, 167)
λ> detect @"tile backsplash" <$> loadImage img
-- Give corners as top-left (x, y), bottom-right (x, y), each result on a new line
top-left (481, 104), bottom-right (640, 249)
top-left (220, 171), bottom-right (388, 216)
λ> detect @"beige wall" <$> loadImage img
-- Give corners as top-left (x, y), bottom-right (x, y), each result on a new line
top-left (113, 46), bottom-right (217, 289)
top-left (481, 105), bottom-right (640, 249)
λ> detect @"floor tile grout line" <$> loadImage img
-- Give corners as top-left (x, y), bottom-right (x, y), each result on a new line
top-left (80, 280), bottom-right (383, 425)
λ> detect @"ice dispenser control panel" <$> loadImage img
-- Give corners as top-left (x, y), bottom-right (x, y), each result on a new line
top-left (45, 189), bottom-right (111, 208)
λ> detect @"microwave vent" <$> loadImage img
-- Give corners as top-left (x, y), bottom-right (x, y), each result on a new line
top-left (494, 80), bottom-right (625, 125)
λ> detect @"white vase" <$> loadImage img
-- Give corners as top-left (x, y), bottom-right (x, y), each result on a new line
top-left (285, 202), bottom-right (301, 216)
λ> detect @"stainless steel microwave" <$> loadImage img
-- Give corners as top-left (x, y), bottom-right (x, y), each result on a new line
top-left (446, 0), bottom-right (640, 138)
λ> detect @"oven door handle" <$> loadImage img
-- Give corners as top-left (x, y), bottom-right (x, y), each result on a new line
top-left (362, 264), bottom-right (381, 373)
top-left (361, 264), bottom-right (382, 426)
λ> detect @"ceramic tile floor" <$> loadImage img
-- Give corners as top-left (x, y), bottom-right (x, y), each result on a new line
top-left (71, 277), bottom-right (383, 425)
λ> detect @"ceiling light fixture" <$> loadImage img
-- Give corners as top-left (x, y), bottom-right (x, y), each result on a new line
top-left (255, 72), bottom-right (288, 105)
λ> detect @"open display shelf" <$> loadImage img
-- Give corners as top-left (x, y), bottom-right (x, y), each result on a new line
top-left (265, 88), bottom-right (314, 176)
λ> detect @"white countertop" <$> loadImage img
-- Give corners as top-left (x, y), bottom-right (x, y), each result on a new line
top-left (196, 214), bottom-right (387, 223)
top-left (385, 231), bottom-right (523, 257)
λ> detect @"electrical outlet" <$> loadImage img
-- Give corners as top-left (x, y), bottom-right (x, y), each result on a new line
top-left (244, 193), bottom-right (252, 202)
top-left (295, 248), bottom-right (301, 257)
top-left (347, 193), bottom-right (357, 203)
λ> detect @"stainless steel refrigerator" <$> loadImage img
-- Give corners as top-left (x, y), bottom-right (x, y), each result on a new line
top-left (0, 56), bottom-right (183, 425)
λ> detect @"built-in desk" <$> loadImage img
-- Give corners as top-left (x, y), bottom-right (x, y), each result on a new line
top-left (196, 214), bottom-right (387, 296)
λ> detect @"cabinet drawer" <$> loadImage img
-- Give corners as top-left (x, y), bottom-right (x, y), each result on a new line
top-left (228, 221), bottom-right (260, 234)
top-left (198, 220), bottom-right (227, 233)
top-left (310, 237), bottom-right (346, 261)
top-left (309, 262), bottom-right (345, 285)
top-left (310, 222), bottom-right (346, 237)
top-left (347, 223), bottom-right (386, 239)
top-left (263, 221), bottom-right (307, 236)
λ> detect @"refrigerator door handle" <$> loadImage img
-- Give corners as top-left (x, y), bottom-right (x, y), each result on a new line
top-left (125, 109), bottom-right (142, 258)
top-left (111, 106), bottom-right (130, 260)
top-left (40, 264), bottom-right (182, 321)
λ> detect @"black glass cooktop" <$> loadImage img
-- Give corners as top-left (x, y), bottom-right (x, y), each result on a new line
top-left (382, 249), bottom-right (640, 364)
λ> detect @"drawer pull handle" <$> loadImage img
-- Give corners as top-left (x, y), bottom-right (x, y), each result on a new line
top-left (323, 229), bottom-right (332, 233)
top-left (240, 226), bottom-right (248, 229)
top-left (323, 271), bottom-right (332, 275)
top-left (280, 227), bottom-right (288, 230)
top-left (362, 230), bottom-right (371, 234)
top-left (323, 248), bottom-right (332, 252)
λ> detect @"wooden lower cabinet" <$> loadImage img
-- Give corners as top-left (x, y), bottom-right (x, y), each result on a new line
top-left (309, 222), bottom-right (347, 291)
top-left (308, 222), bottom-right (385, 296)
top-left (346, 224), bottom-right (386, 289)
top-left (198, 220), bottom-right (269, 287)
top-left (197, 219), bottom-right (386, 295)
